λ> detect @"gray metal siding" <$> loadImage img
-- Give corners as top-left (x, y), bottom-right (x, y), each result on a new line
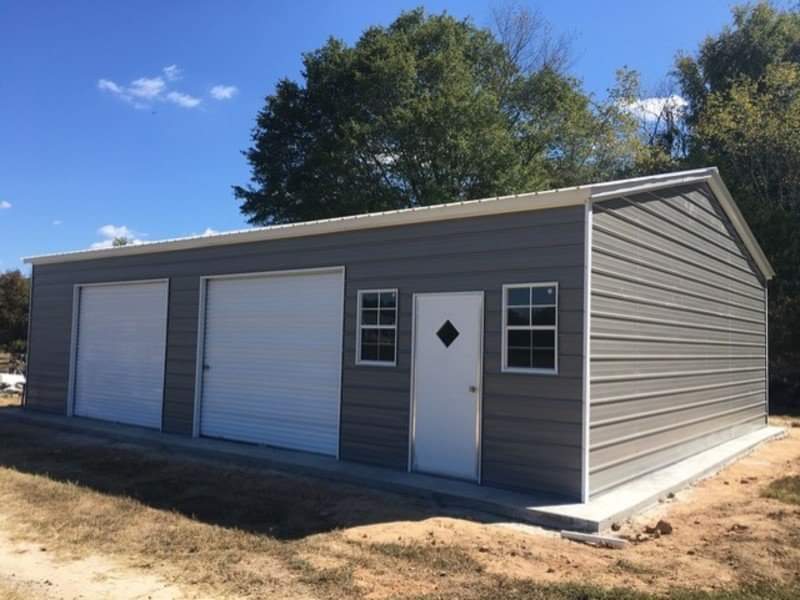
top-left (25, 206), bottom-right (586, 498)
top-left (589, 184), bottom-right (767, 496)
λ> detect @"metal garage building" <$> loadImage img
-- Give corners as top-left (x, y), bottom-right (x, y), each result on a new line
top-left (22, 167), bottom-right (774, 502)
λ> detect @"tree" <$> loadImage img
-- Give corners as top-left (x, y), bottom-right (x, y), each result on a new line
top-left (676, 2), bottom-right (800, 128)
top-left (0, 270), bottom-right (29, 365)
top-left (490, 1), bottom-right (573, 76)
top-left (234, 8), bottom-right (640, 225)
top-left (112, 236), bottom-right (130, 247)
top-left (674, 2), bottom-right (800, 403)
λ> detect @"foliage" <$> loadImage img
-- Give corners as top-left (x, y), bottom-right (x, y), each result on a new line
top-left (0, 270), bottom-right (29, 357)
top-left (234, 8), bottom-right (641, 224)
top-left (674, 2), bottom-right (800, 400)
top-left (233, 1), bottom-right (800, 401)
top-left (676, 2), bottom-right (800, 127)
top-left (112, 236), bottom-right (130, 247)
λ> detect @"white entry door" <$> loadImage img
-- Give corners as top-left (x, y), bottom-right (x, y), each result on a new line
top-left (411, 292), bottom-right (483, 481)
top-left (72, 280), bottom-right (168, 429)
top-left (198, 268), bottom-right (344, 456)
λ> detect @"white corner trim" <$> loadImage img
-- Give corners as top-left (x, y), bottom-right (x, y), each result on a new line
top-left (581, 199), bottom-right (593, 503)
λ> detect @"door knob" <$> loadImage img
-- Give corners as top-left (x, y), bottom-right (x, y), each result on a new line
top-left (469, 385), bottom-right (477, 393)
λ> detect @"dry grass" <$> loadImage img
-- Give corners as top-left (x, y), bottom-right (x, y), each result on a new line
top-left (762, 475), bottom-right (800, 506)
top-left (0, 416), bottom-right (799, 599)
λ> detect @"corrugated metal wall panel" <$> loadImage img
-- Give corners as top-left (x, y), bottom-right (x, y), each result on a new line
top-left (26, 207), bottom-right (586, 499)
top-left (589, 184), bottom-right (768, 496)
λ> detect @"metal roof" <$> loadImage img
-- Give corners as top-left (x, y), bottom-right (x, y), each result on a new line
top-left (23, 167), bottom-right (774, 280)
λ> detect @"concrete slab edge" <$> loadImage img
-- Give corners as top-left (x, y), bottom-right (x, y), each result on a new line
top-left (591, 427), bottom-right (786, 532)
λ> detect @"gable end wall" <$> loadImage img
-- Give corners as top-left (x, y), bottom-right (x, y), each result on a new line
top-left (588, 183), bottom-right (768, 496)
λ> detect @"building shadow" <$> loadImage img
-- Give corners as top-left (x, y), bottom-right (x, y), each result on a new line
top-left (0, 411), bottom-right (497, 541)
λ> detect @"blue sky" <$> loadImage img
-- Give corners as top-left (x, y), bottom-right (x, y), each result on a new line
top-left (1, 1), bottom-right (739, 272)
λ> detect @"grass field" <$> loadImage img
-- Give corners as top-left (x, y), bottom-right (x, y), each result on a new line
top-left (0, 415), bottom-right (798, 599)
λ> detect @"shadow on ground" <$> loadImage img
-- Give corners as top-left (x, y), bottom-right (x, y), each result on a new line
top-left (0, 411), bottom-right (474, 541)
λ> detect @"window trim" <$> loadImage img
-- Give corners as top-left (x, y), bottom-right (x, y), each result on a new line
top-left (501, 282), bottom-right (559, 375)
top-left (356, 288), bottom-right (398, 367)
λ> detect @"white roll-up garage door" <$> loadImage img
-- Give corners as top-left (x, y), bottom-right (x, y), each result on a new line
top-left (72, 281), bottom-right (168, 429)
top-left (198, 268), bottom-right (344, 456)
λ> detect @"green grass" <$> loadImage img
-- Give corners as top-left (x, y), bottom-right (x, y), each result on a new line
top-left (762, 476), bottom-right (800, 506)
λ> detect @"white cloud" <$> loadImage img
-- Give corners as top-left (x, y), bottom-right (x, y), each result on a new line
top-left (97, 66), bottom-right (201, 110)
top-left (97, 78), bottom-right (145, 108)
top-left (98, 224), bottom-right (135, 238)
top-left (129, 77), bottom-right (166, 99)
top-left (624, 95), bottom-right (688, 121)
top-left (90, 224), bottom-right (145, 249)
top-left (166, 91), bottom-right (201, 108)
top-left (52, 219), bottom-right (62, 226)
top-left (98, 79), bottom-right (123, 94)
top-left (210, 85), bottom-right (238, 100)
top-left (201, 227), bottom-right (218, 236)
top-left (0, 200), bottom-right (11, 210)
top-left (163, 64), bottom-right (182, 81)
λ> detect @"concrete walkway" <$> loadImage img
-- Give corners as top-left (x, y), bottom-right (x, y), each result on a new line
top-left (0, 407), bottom-right (784, 533)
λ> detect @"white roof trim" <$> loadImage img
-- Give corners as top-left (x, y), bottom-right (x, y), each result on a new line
top-left (23, 167), bottom-right (774, 279)
top-left (703, 170), bottom-right (775, 280)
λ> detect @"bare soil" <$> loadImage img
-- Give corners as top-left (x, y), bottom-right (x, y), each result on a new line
top-left (0, 413), bottom-right (798, 599)
top-left (0, 522), bottom-right (197, 599)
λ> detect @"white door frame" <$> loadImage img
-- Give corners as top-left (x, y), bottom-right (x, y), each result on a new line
top-left (66, 278), bottom-right (170, 431)
top-left (191, 266), bottom-right (346, 459)
top-left (407, 291), bottom-right (484, 483)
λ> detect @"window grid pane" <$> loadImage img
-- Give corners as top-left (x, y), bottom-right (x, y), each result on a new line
top-left (505, 285), bottom-right (557, 372)
top-left (359, 290), bottom-right (397, 365)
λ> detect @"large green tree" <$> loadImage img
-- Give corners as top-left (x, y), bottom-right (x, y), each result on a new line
top-left (675, 2), bottom-right (800, 402)
top-left (0, 270), bottom-right (29, 358)
top-left (234, 8), bottom-right (639, 225)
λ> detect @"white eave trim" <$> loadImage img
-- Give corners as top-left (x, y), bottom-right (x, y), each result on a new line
top-left (589, 167), bottom-right (774, 281)
top-left (22, 167), bottom-right (774, 280)
top-left (705, 169), bottom-right (775, 280)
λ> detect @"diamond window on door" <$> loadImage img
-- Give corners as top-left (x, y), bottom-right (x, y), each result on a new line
top-left (436, 320), bottom-right (459, 347)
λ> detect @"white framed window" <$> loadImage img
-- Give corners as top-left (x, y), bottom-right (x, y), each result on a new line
top-left (356, 289), bottom-right (398, 366)
top-left (502, 282), bottom-right (558, 374)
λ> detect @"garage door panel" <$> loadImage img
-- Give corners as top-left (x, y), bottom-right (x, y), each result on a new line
top-left (73, 281), bottom-right (168, 429)
top-left (199, 270), bottom-right (344, 456)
